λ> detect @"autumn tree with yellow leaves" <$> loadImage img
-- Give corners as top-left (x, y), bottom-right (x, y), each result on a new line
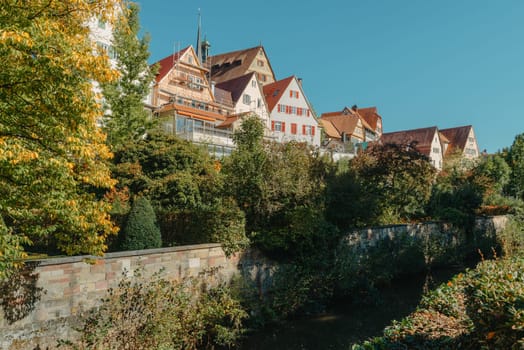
top-left (0, 0), bottom-right (122, 278)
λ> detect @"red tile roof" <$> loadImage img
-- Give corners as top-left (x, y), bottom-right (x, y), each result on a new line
top-left (262, 76), bottom-right (295, 112)
top-left (357, 107), bottom-right (382, 131)
top-left (319, 119), bottom-right (341, 138)
top-left (320, 107), bottom-right (373, 135)
top-left (439, 125), bottom-right (474, 156)
top-left (215, 72), bottom-right (256, 104)
top-left (157, 103), bottom-right (227, 122)
top-left (217, 115), bottom-right (239, 128)
top-left (320, 113), bottom-right (362, 139)
top-left (153, 46), bottom-right (191, 83)
top-left (381, 126), bottom-right (439, 156)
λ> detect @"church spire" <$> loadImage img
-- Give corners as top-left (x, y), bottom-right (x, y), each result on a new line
top-left (196, 9), bottom-right (202, 64)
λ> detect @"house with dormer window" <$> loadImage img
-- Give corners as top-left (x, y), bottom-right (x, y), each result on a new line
top-left (207, 46), bottom-right (277, 86)
top-left (214, 72), bottom-right (271, 132)
top-left (263, 76), bottom-right (320, 147)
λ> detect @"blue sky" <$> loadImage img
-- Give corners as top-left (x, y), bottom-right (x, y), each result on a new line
top-left (136, 0), bottom-right (524, 153)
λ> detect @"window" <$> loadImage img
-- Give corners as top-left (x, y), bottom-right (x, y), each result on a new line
top-left (243, 94), bottom-right (251, 105)
top-left (289, 90), bottom-right (299, 98)
top-left (258, 73), bottom-right (267, 82)
top-left (257, 60), bottom-right (264, 67)
top-left (433, 147), bottom-right (440, 154)
top-left (252, 80), bottom-right (257, 88)
top-left (257, 98), bottom-right (262, 108)
top-left (291, 123), bottom-right (297, 134)
top-left (291, 106), bottom-right (297, 114)
top-left (297, 108), bottom-right (303, 116)
top-left (272, 121), bottom-right (285, 132)
top-left (188, 56), bottom-right (193, 64)
top-left (303, 125), bottom-right (315, 135)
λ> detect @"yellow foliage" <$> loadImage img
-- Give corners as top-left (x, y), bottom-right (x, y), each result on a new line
top-left (0, 0), bottom-right (124, 275)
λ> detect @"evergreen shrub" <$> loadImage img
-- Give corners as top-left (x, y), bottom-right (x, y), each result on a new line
top-left (120, 196), bottom-right (162, 251)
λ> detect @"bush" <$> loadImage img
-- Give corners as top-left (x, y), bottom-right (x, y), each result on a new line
top-left (120, 196), bottom-right (161, 251)
top-left (352, 257), bottom-right (524, 349)
top-left (62, 268), bottom-right (247, 350)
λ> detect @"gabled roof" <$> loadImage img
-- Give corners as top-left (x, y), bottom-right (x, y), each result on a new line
top-left (357, 107), bottom-right (382, 131)
top-left (153, 46), bottom-right (191, 83)
top-left (208, 46), bottom-right (276, 84)
top-left (320, 113), bottom-right (362, 137)
top-left (262, 76), bottom-right (295, 112)
top-left (439, 125), bottom-right (474, 156)
top-left (215, 72), bottom-right (255, 104)
top-left (381, 126), bottom-right (439, 156)
top-left (320, 107), bottom-right (373, 133)
top-left (319, 119), bottom-right (341, 139)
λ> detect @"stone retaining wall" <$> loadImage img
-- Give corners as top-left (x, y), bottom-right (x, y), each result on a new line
top-left (0, 244), bottom-right (241, 350)
top-left (0, 216), bottom-right (508, 349)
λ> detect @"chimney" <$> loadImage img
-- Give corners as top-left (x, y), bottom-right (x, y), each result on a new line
top-left (351, 104), bottom-right (358, 111)
top-left (297, 77), bottom-right (303, 86)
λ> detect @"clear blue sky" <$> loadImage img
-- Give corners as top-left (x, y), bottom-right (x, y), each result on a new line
top-left (136, 0), bottom-right (524, 153)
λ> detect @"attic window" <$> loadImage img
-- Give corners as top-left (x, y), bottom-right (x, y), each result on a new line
top-left (272, 89), bottom-right (279, 97)
top-left (257, 60), bottom-right (264, 67)
top-left (188, 56), bottom-right (193, 64)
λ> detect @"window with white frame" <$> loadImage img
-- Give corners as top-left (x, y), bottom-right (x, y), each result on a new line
top-left (243, 94), bottom-right (251, 105)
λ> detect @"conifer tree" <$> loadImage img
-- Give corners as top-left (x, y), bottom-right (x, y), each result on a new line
top-left (102, 1), bottom-right (157, 150)
top-left (120, 196), bottom-right (162, 251)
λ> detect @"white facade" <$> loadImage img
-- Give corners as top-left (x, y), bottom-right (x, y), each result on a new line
top-left (269, 78), bottom-right (321, 147)
top-left (87, 17), bottom-right (117, 67)
top-left (233, 75), bottom-right (271, 130)
top-left (429, 132), bottom-right (444, 171)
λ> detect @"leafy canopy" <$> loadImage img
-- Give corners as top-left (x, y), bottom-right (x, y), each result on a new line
top-left (101, 1), bottom-right (157, 150)
top-left (0, 0), bottom-right (121, 277)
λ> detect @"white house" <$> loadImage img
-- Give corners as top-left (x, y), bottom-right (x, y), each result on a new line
top-left (263, 76), bottom-right (321, 147)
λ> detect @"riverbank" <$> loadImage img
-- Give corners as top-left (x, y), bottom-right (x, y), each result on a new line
top-left (240, 266), bottom-right (468, 349)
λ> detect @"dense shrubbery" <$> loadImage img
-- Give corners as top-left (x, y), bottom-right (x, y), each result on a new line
top-left (62, 268), bottom-right (247, 350)
top-left (352, 215), bottom-right (524, 349)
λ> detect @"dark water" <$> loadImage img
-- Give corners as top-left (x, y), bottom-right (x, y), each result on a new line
top-left (240, 268), bottom-right (463, 350)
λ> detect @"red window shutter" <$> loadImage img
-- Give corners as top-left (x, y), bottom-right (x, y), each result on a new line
top-left (289, 90), bottom-right (293, 98)
top-left (302, 125), bottom-right (306, 135)
top-left (291, 123), bottom-right (297, 134)
top-left (278, 104), bottom-right (281, 112)
top-left (282, 122), bottom-right (286, 132)
top-left (271, 121), bottom-right (275, 131)
top-left (312, 126), bottom-right (315, 136)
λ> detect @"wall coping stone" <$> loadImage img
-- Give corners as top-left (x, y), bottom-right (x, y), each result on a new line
top-left (28, 243), bottom-right (223, 267)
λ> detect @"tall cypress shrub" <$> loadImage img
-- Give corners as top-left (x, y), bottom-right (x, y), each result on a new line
top-left (120, 196), bottom-right (161, 250)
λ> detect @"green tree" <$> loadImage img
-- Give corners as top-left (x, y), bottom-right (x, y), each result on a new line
top-left (222, 115), bottom-right (267, 236)
top-left (101, 1), bottom-right (157, 150)
top-left (112, 131), bottom-right (247, 254)
top-left (120, 196), bottom-right (161, 250)
top-left (427, 158), bottom-right (483, 229)
top-left (507, 133), bottom-right (524, 199)
top-left (350, 142), bottom-right (436, 225)
top-left (0, 0), bottom-right (120, 278)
